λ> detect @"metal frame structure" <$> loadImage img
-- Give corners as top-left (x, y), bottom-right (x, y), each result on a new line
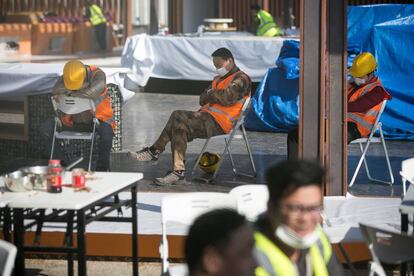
top-left (2, 182), bottom-right (139, 276)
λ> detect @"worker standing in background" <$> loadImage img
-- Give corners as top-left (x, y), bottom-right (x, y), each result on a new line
top-left (249, 4), bottom-right (283, 37)
top-left (84, 1), bottom-right (107, 50)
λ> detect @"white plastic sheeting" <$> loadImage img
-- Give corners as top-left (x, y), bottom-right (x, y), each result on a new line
top-left (121, 33), bottom-right (288, 86)
top-left (0, 63), bottom-right (135, 101)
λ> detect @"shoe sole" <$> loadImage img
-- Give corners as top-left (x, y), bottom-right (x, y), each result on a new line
top-left (127, 152), bottom-right (159, 164)
top-left (152, 178), bottom-right (186, 186)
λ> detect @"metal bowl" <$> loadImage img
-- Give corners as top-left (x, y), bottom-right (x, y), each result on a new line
top-left (20, 166), bottom-right (49, 190)
top-left (4, 170), bottom-right (33, 192)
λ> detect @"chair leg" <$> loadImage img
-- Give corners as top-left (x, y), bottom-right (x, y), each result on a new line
top-left (379, 125), bottom-right (394, 185)
top-left (349, 138), bottom-right (373, 187)
top-left (211, 133), bottom-right (235, 180)
top-left (88, 123), bottom-right (97, 171)
top-left (50, 120), bottom-right (58, 160)
top-left (242, 124), bottom-right (257, 176)
top-left (360, 142), bottom-right (373, 180)
top-left (402, 178), bottom-right (407, 196)
top-left (226, 138), bottom-right (237, 176)
top-left (191, 138), bottom-right (210, 179)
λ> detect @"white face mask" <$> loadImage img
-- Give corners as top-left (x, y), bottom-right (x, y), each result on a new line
top-left (216, 66), bottom-right (229, 77)
top-left (275, 224), bottom-right (320, 249)
top-left (354, 77), bottom-right (367, 86)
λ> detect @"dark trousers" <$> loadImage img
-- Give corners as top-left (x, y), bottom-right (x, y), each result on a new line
top-left (94, 23), bottom-right (107, 50)
top-left (40, 118), bottom-right (113, 169)
top-left (287, 122), bottom-right (361, 160)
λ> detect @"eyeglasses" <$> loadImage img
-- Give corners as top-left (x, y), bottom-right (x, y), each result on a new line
top-left (281, 203), bottom-right (323, 216)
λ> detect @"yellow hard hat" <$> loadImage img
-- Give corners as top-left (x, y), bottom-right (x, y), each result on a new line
top-left (199, 152), bottom-right (221, 174)
top-left (349, 52), bottom-right (377, 78)
top-left (63, 60), bottom-right (86, 90)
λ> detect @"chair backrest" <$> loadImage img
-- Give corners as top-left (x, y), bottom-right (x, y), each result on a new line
top-left (51, 95), bottom-right (95, 115)
top-left (232, 96), bottom-right (251, 130)
top-left (401, 157), bottom-right (414, 183)
top-left (370, 100), bottom-right (388, 133)
top-left (160, 192), bottom-right (237, 273)
top-left (359, 223), bottom-right (414, 265)
top-left (229, 184), bottom-right (269, 221)
top-left (0, 240), bottom-right (17, 276)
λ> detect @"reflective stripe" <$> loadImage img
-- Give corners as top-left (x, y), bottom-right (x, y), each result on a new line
top-left (347, 112), bottom-right (374, 130)
top-left (104, 118), bottom-right (115, 125)
top-left (255, 232), bottom-right (297, 276)
top-left (360, 82), bottom-right (379, 96)
top-left (255, 229), bottom-right (332, 276)
top-left (366, 109), bottom-right (379, 117)
top-left (207, 106), bottom-right (236, 125)
top-left (255, 249), bottom-right (276, 276)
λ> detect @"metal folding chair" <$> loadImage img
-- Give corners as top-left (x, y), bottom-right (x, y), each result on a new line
top-left (349, 100), bottom-right (394, 187)
top-left (400, 158), bottom-right (414, 196)
top-left (229, 184), bottom-right (268, 221)
top-left (159, 192), bottom-right (237, 274)
top-left (0, 240), bottom-right (17, 276)
top-left (191, 97), bottom-right (256, 182)
top-left (359, 223), bottom-right (414, 276)
top-left (50, 95), bottom-right (99, 171)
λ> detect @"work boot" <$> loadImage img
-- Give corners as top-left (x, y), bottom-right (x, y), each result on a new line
top-left (153, 170), bottom-right (185, 186)
top-left (127, 147), bottom-right (159, 162)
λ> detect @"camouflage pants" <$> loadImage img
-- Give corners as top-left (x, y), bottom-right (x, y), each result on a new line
top-left (153, 110), bottom-right (224, 171)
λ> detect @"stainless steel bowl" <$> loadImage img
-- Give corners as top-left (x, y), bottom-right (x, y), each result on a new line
top-left (4, 170), bottom-right (33, 192)
top-left (20, 166), bottom-right (49, 190)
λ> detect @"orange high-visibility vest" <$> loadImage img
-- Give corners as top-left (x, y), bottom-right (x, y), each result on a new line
top-left (202, 71), bottom-right (251, 133)
top-left (89, 65), bottom-right (115, 130)
top-left (347, 77), bottom-right (390, 137)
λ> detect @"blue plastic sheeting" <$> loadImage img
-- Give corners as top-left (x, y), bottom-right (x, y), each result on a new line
top-left (246, 4), bottom-right (414, 139)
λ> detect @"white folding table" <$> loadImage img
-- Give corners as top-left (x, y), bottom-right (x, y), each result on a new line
top-left (4, 172), bottom-right (143, 276)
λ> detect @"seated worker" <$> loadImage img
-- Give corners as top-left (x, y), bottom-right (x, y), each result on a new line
top-left (40, 60), bottom-right (114, 171)
top-left (287, 52), bottom-right (391, 159)
top-left (255, 160), bottom-right (344, 275)
top-left (249, 4), bottom-right (283, 37)
top-left (186, 209), bottom-right (257, 276)
top-left (128, 47), bottom-right (251, 185)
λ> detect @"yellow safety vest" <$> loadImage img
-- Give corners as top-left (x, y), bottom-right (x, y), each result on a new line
top-left (255, 226), bottom-right (332, 276)
top-left (257, 10), bottom-right (282, 37)
top-left (89, 4), bottom-right (106, 26)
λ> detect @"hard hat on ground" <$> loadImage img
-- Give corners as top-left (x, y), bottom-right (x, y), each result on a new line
top-left (199, 152), bottom-right (221, 174)
top-left (63, 60), bottom-right (87, 90)
top-left (350, 52), bottom-right (377, 78)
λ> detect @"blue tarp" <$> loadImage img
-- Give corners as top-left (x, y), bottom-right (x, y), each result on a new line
top-left (246, 4), bottom-right (414, 139)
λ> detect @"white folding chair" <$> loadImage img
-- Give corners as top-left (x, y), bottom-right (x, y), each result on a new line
top-left (0, 240), bottom-right (17, 276)
top-left (349, 100), bottom-right (394, 187)
top-left (160, 192), bottom-right (237, 274)
top-left (229, 184), bottom-right (268, 221)
top-left (191, 97), bottom-right (257, 182)
top-left (359, 223), bottom-right (414, 276)
top-left (400, 158), bottom-right (414, 196)
top-left (50, 95), bottom-right (99, 171)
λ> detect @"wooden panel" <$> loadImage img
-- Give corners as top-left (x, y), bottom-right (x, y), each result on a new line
top-left (326, 0), bottom-right (347, 195)
top-left (299, 0), bottom-right (322, 159)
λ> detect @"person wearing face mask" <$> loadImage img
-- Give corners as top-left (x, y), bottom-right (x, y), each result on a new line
top-left (254, 160), bottom-right (344, 276)
top-left (287, 52), bottom-right (391, 160)
top-left (128, 47), bottom-right (251, 185)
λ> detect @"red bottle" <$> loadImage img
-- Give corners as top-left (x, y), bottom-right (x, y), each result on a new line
top-left (47, 160), bottom-right (63, 193)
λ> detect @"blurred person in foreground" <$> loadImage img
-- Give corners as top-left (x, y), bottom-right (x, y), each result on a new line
top-left (186, 209), bottom-right (257, 276)
top-left (255, 160), bottom-right (344, 275)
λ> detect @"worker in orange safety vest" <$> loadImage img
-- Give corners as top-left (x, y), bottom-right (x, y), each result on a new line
top-left (40, 60), bottom-right (114, 171)
top-left (128, 47), bottom-right (252, 185)
top-left (287, 52), bottom-right (391, 159)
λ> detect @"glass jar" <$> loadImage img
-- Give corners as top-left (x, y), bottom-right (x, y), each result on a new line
top-left (47, 159), bottom-right (63, 193)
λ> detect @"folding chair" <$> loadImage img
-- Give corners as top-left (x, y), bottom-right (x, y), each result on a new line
top-left (0, 240), bottom-right (17, 276)
top-left (50, 95), bottom-right (99, 171)
top-left (160, 192), bottom-right (237, 275)
top-left (229, 184), bottom-right (268, 221)
top-left (191, 97), bottom-right (256, 182)
top-left (349, 100), bottom-right (394, 187)
top-left (359, 223), bottom-right (414, 276)
top-left (400, 158), bottom-right (414, 196)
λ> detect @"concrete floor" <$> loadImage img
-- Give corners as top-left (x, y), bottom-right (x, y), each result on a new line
top-left (111, 91), bottom-right (413, 197)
